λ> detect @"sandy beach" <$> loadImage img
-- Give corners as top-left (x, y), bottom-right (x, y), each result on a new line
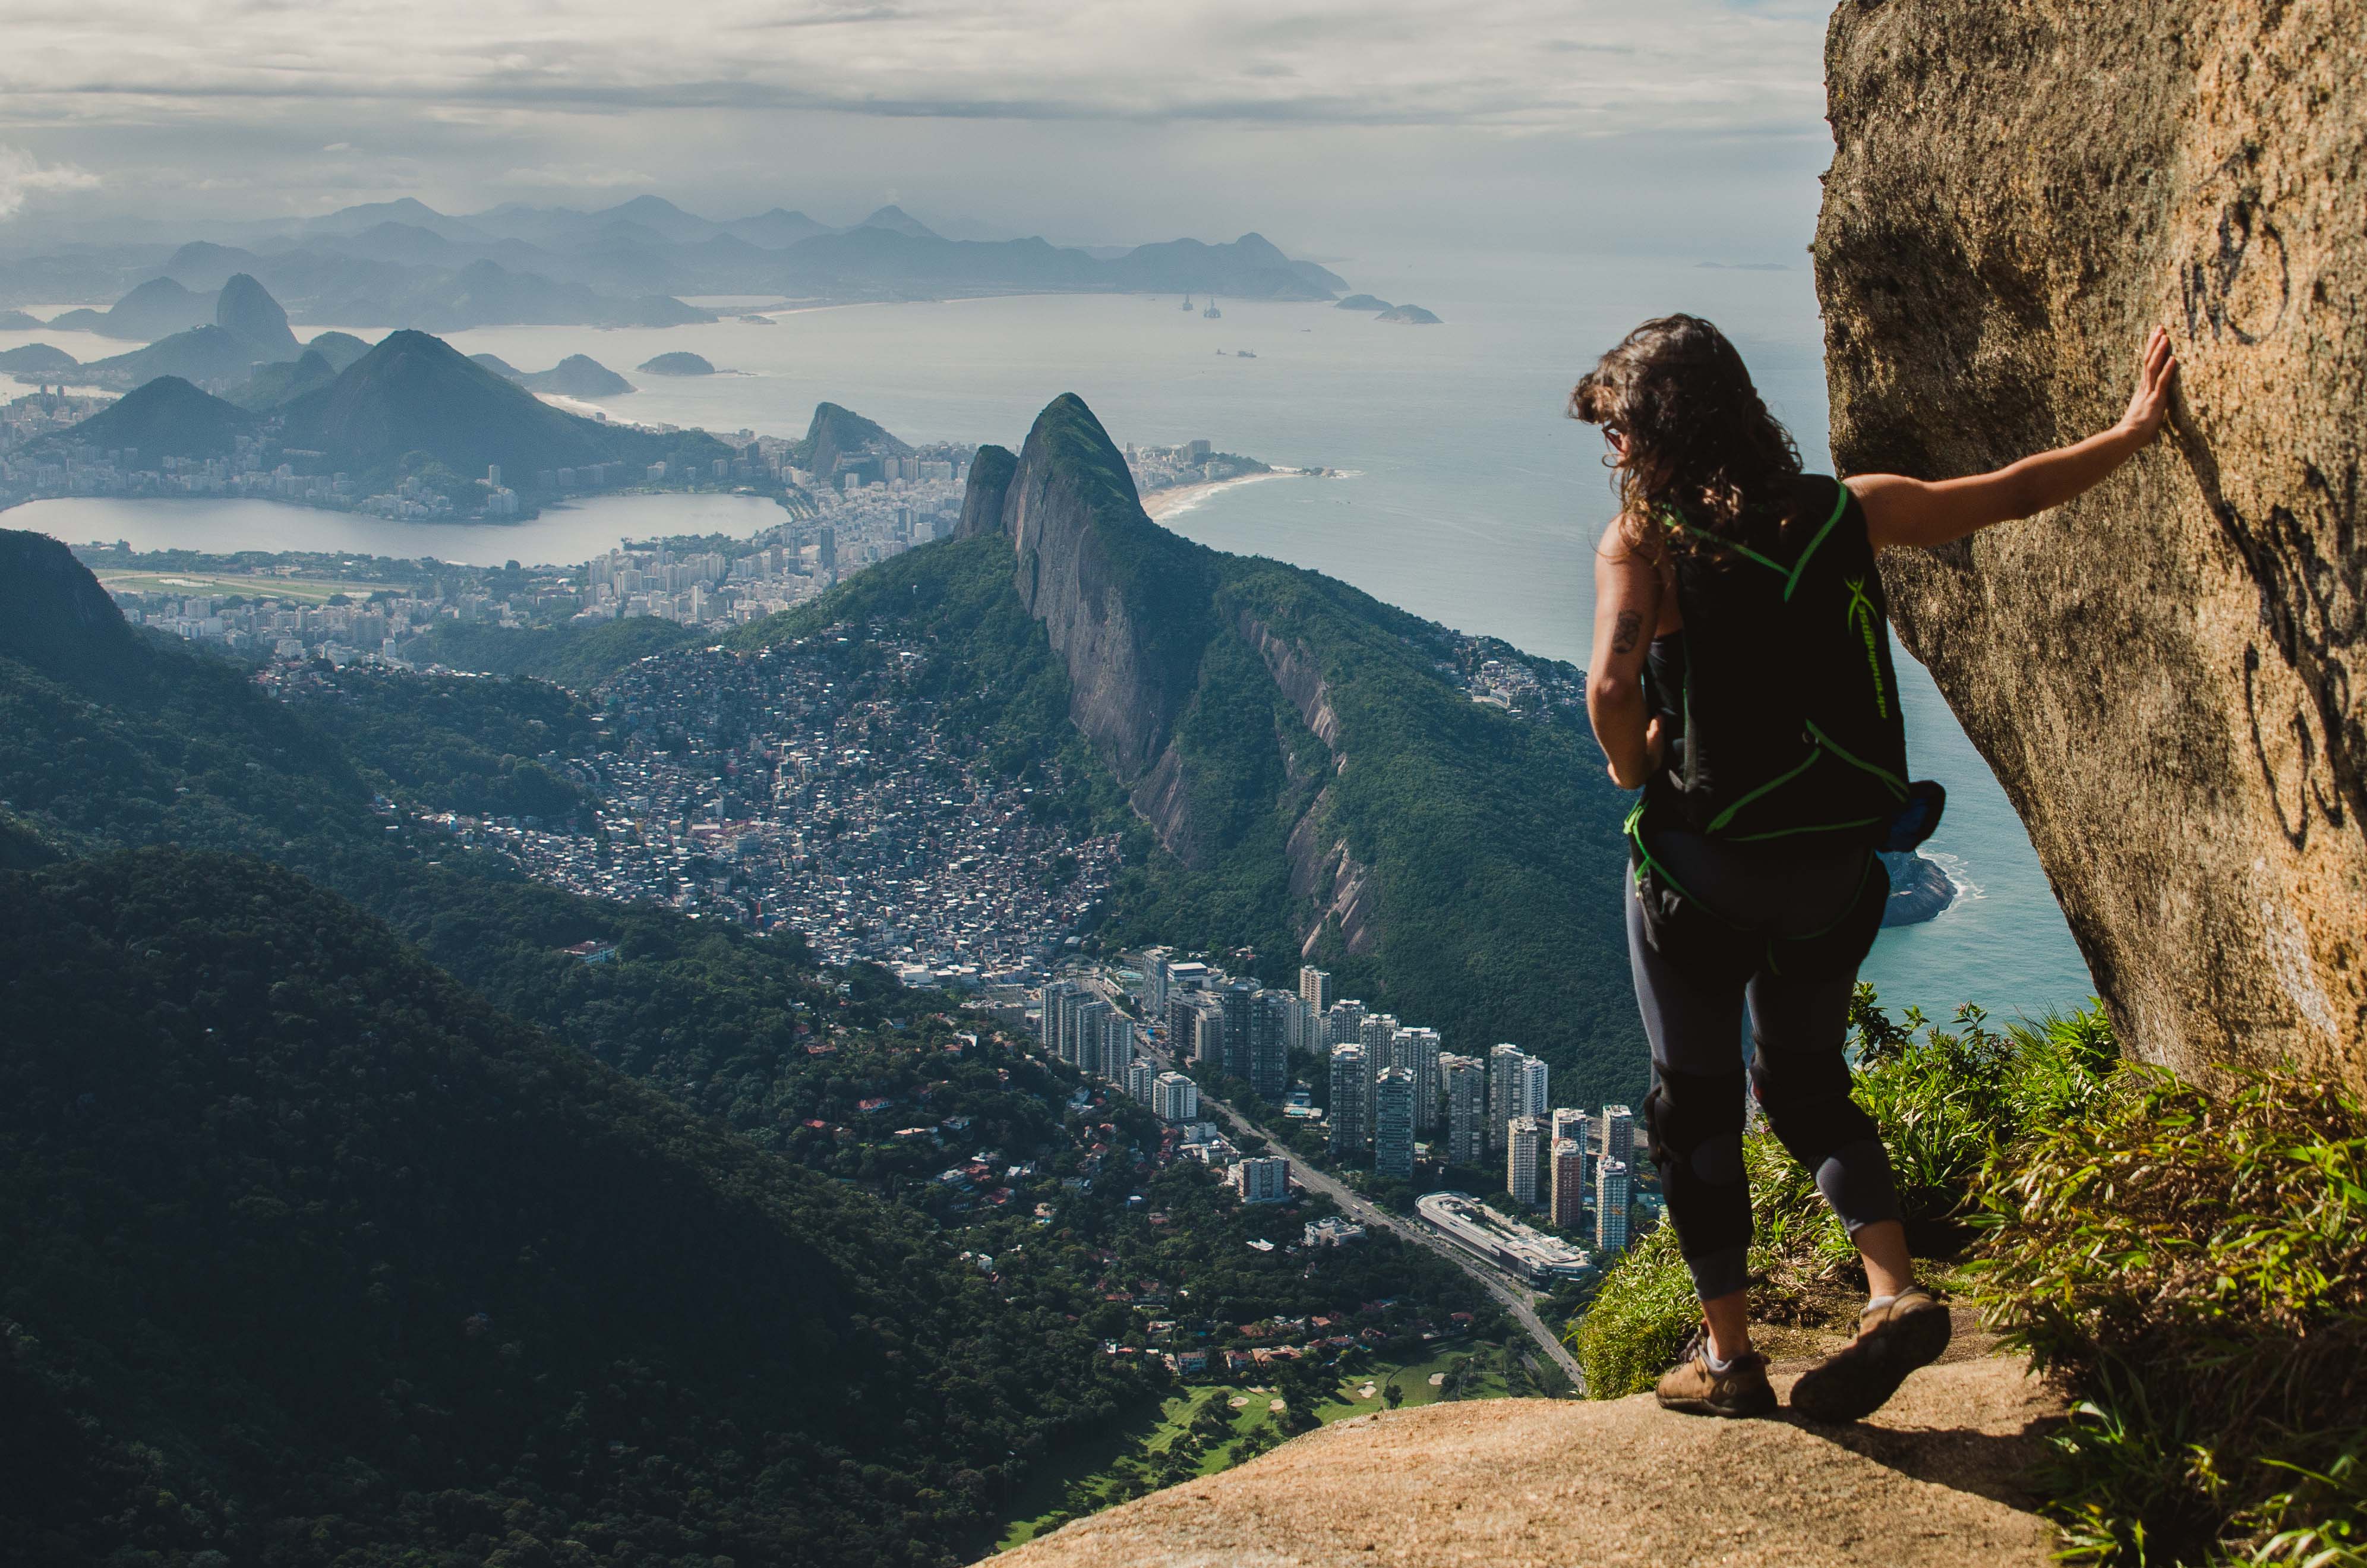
top-left (1140, 468), bottom-right (1310, 520)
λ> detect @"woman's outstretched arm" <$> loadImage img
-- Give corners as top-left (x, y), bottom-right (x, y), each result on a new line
top-left (1849, 327), bottom-right (2180, 550)
top-left (1587, 524), bottom-right (1666, 789)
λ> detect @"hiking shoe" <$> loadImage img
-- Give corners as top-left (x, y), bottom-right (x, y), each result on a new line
top-left (1789, 1286), bottom-right (1952, 1424)
top-left (1654, 1330), bottom-right (1778, 1418)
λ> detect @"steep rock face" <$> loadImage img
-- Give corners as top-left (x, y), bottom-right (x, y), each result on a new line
top-left (1817, 0), bottom-right (2366, 1083)
top-left (959, 443), bottom-right (1017, 538)
top-left (986, 394), bottom-right (1219, 802)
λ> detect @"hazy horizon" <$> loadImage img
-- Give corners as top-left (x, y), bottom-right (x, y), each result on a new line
top-left (0, 1), bottom-right (1835, 262)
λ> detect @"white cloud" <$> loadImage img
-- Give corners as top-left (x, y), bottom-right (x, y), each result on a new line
top-left (0, 1), bottom-right (1826, 134)
top-left (0, 143), bottom-right (100, 219)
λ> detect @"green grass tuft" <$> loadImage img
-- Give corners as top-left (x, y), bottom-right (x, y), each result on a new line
top-left (1971, 1064), bottom-right (2367, 1564)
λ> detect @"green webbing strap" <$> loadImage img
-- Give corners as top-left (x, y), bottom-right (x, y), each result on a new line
top-left (1626, 797), bottom-right (1737, 927)
top-left (1658, 506), bottom-right (1787, 576)
top-left (1781, 483), bottom-right (1852, 602)
top-left (1729, 816), bottom-right (1884, 843)
top-left (1803, 720), bottom-right (1908, 798)
top-left (1705, 745), bottom-right (1823, 834)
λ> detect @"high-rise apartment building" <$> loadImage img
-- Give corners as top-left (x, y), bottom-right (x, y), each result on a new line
top-left (1071, 998), bottom-right (1111, 1069)
top-left (1517, 1055), bottom-right (1551, 1120)
top-left (1359, 1014), bottom-right (1399, 1133)
top-left (1040, 979), bottom-right (1080, 1056)
top-left (1326, 999), bottom-right (1365, 1050)
top-left (1328, 1043), bottom-right (1366, 1156)
top-left (1246, 989), bottom-right (1289, 1101)
top-left (1395, 1027), bottom-right (1442, 1132)
top-left (1299, 964), bottom-right (1333, 1012)
top-left (1603, 1104), bottom-right (1635, 1173)
top-left (1506, 1115), bottom-right (1544, 1207)
top-left (1554, 1108), bottom-right (1592, 1194)
top-left (1443, 1055), bottom-right (1487, 1166)
top-left (1219, 979), bottom-right (1260, 1083)
top-left (1373, 1067), bottom-right (1416, 1181)
top-left (1596, 1157), bottom-right (1632, 1254)
top-left (1125, 1056), bottom-right (1157, 1102)
top-left (1488, 1044), bottom-right (1529, 1151)
top-left (1151, 1071), bottom-right (1201, 1124)
top-left (1550, 1138), bottom-right (1588, 1229)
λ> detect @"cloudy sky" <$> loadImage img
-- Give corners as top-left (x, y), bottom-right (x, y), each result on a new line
top-left (0, 0), bottom-right (1833, 257)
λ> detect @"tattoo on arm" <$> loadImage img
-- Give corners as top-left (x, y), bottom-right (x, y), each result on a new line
top-left (1610, 610), bottom-right (1643, 655)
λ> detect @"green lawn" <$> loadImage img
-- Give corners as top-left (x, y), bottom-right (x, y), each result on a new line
top-left (992, 1343), bottom-right (1518, 1550)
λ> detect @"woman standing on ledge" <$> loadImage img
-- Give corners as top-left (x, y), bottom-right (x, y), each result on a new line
top-left (1575, 314), bottom-right (2176, 1421)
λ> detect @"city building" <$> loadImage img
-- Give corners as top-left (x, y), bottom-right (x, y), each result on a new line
top-left (1219, 979), bottom-right (1260, 1083)
top-left (1325, 998), bottom-right (1364, 1050)
top-left (1230, 1155), bottom-right (1292, 1204)
top-left (1124, 1057), bottom-right (1157, 1102)
top-left (1597, 1157), bottom-right (1633, 1254)
top-left (1373, 1067), bottom-right (1416, 1181)
top-left (1396, 1026), bottom-right (1442, 1132)
top-left (1246, 987), bottom-right (1289, 1101)
top-left (1303, 1216), bottom-right (1366, 1247)
top-left (1517, 1055), bottom-right (1551, 1121)
top-left (1550, 1137), bottom-right (1588, 1229)
top-left (1506, 1115), bottom-right (1544, 1207)
top-left (1488, 1043), bottom-right (1530, 1151)
top-left (1359, 1012), bottom-right (1399, 1135)
top-left (1416, 1191), bottom-right (1589, 1283)
top-left (1604, 1103), bottom-right (1636, 1172)
top-left (1299, 964), bottom-right (1333, 1012)
top-left (1327, 1043), bottom-right (1366, 1157)
top-left (1151, 1071), bottom-right (1201, 1124)
top-left (1443, 1055), bottom-right (1487, 1166)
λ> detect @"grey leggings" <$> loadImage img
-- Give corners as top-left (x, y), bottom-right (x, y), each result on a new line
top-left (1626, 826), bottom-right (1901, 1302)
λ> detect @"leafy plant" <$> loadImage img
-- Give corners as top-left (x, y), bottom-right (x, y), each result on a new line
top-left (1972, 1065), bottom-right (2367, 1564)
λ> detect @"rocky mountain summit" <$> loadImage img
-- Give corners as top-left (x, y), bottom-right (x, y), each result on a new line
top-left (1818, 0), bottom-right (2365, 1086)
top-left (998, 1339), bottom-right (2057, 1568)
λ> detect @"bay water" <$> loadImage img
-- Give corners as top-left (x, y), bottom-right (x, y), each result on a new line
top-left (1, 250), bottom-right (2096, 1023)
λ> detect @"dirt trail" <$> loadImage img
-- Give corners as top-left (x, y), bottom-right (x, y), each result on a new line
top-left (989, 1339), bottom-right (2063, 1568)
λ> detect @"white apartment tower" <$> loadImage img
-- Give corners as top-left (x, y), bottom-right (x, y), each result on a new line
top-left (1151, 1071), bottom-right (1201, 1124)
top-left (1506, 1115), bottom-right (1544, 1207)
top-left (1299, 964), bottom-right (1333, 1012)
top-left (1488, 1043), bottom-right (1529, 1151)
top-left (1604, 1104), bottom-right (1636, 1172)
top-left (1596, 1157), bottom-right (1633, 1254)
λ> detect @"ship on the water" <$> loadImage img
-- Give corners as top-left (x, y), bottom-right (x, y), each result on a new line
top-left (1204, 298), bottom-right (1223, 318)
top-left (1180, 295), bottom-right (1195, 311)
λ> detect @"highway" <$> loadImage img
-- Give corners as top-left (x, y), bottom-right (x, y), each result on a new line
top-left (1126, 1014), bottom-right (1586, 1393)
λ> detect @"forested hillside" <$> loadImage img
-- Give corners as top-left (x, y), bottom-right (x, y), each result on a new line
top-left (1, 850), bottom-right (1146, 1567)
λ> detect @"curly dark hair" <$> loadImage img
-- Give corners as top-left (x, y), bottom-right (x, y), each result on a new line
top-left (1568, 314), bottom-right (1804, 556)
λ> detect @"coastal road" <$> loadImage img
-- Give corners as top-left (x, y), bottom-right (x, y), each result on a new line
top-left (1125, 1015), bottom-right (1585, 1393)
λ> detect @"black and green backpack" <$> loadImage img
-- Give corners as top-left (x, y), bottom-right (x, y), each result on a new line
top-left (1627, 474), bottom-right (1943, 977)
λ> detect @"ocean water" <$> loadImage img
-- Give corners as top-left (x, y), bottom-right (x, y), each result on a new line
top-left (2, 251), bottom-right (2095, 1022)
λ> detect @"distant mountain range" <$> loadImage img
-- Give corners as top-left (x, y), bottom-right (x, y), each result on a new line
top-left (0, 195), bottom-right (1352, 333)
top-left (30, 320), bottom-right (730, 503)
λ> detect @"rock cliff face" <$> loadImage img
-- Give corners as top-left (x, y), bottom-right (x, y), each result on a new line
top-left (970, 396), bottom-right (1220, 851)
top-left (1817, 0), bottom-right (2365, 1084)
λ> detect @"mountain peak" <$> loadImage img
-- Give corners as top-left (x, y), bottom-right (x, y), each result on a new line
top-left (855, 204), bottom-right (941, 240)
top-left (0, 528), bottom-right (135, 677)
top-left (61, 374), bottom-right (255, 457)
top-left (214, 272), bottom-right (299, 361)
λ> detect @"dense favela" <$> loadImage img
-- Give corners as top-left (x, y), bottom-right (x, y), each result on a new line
top-left (2, 2), bottom-right (2363, 1566)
